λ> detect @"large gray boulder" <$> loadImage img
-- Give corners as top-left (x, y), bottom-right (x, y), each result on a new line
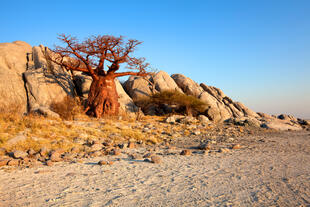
top-left (0, 41), bottom-right (32, 114)
top-left (261, 119), bottom-right (302, 131)
top-left (123, 75), bottom-right (153, 101)
top-left (115, 79), bottom-right (138, 113)
top-left (23, 46), bottom-right (76, 112)
top-left (171, 74), bottom-right (204, 97)
top-left (198, 91), bottom-right (231, 122)
top-left (153, 71), bottom-right (183, 93)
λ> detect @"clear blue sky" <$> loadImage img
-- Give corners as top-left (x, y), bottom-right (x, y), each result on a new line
top-left (1, 0), bottom-right (310, 118)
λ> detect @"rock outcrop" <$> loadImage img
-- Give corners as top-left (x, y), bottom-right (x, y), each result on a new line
top-left (0, 40), bottom-right (307, 131)
top-left (23, 46), bottom-right (75, 114)
top-left (0, 41), bottom-right (32, 114)
top-left (153, 71), bottom-right (183, 93)
top-left (171, 74), bottom-right (259, 122)
top-left (123, 75), bottom-right (154, 101)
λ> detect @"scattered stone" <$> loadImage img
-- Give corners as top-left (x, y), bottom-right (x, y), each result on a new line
top-left (129, 153), bottom-right (143, 160)
top-left (27, 148), bottom-right (36, 156)
top-left (128, 142), bottom-right (135, 149)
top-left (151, 155), bottom-right (161, 164)
top-left (108, 161), bottom-right (114, 165)
top-left (7, 159), bottom-right (19, 166)
top-left (232, 144), bottom-right (242, 150)
top-left (143, 153), bottom-right (154, 158)
top-left (71, 147), bottom-right (80, 153)
top-left (46, 160), bottom-right (53, 166)
top-left (180, 149), bottom-right (192, 156)
top-left (12, 150), bottom-right (28, 159)
top-left (192, 131), bottom-right (201, 135)
top-left (0, 159), bottom-right (9, 167)
top-left (91, 143), bottom-right (102, 151)
top-left (219, 148), bottom-right (230, 153)
top-left (49, 151), bottom-right (62, 162)
top-left (199, 144), bottom-right (211, 150)
top-left (298, 119), bottom-right (310, 125)
top-left (198, 115), bottom-right (210, 123)
top-left (40, 147), bottom-right (50, 157)
top-left (111, 148), bottom-right (121, 156)
top-left (0, 148), bottom-right (6, 156)
top-left (143, 158), bottom-right (151, 162)
top-left (98, 160), bottom-right (108, 166)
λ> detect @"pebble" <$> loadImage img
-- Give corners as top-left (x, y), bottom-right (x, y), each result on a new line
top-left (27, 148), bottom-right (36, 156)
top-left (151, 155), bottom-right (161, 164)
top-left (143, 153), bottom-right (154, 158)
top-left (98, 160), bottom-right (108, 165)
top-left (12, 150), bottom-right (28, 159)
top-left (111, 148), bottom-right (121, 156)
top-left (0, 148), bottom-right (6, 156)
top-left (0, 159), bottom-right (9, 167)
top-left (91, 143), bottom-right (102, 151)
top-left (180, 149), bottom-right (192, 156)
top-left (46, 160), bottom-right (53, 166)
top-left (7, 159), bottom-right (19, 166)
top-left (232, 144), bottom-right (242, 150)
top-left (199, 144), bottom-right (211, 150)
top-left (219, 148), bottom-right (230, 153)
top-left (128, 142), bottom-right (135, 149)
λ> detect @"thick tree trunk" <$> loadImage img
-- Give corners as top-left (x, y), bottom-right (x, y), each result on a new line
top-left (86, 74), bottom-right (119, 117)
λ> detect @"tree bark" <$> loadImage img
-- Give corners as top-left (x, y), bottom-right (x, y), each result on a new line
top-left (85, 74), bottom-right (120, 117)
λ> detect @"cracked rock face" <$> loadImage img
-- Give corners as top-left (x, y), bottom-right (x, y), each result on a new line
top-left (0, 41), bottom-right (32, 114)
top-left (23, 46), bottom-right (76, 112)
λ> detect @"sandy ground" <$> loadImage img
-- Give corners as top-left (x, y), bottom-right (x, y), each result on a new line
top-left (1, 131), bottom-right (310, 207)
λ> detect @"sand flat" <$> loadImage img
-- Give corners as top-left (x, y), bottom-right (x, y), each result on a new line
top-left (1, 131), bottom-right (310, 206)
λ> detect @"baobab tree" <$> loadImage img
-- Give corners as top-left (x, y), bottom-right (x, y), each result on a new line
top-left (49, 34), bottom-right (149, 117)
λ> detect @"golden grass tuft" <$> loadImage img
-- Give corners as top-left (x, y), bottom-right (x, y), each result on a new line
top-left (50, 96), bottom-right (84, 120)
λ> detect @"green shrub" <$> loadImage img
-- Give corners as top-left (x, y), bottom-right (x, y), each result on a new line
top-left (137, 90), bottom-right (207, 116)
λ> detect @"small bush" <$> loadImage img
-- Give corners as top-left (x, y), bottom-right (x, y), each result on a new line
top-left (50, 96), bottom-right (84, 120)
top-left (137, 90), bottom-right (207, 116)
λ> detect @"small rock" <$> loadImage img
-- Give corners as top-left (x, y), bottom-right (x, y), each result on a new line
top-left (180, 149), bottom-right (192, 156)
top-left (143, 153), bottom-right (154, 158)
top-left (118, 143), bottom-right (127, 149)
top-left (98, 160), bottom-right (108, 166)
top-left (46, 160), bottom-right (53, 166)
top-left (111, 148), bottom-right (121, 156)
top-left (7, 159), bottom-right (19, 166)
top-left (108, 161), bottom-right (114, 165)
top-left (0, 159), bottom-right (9, 167)
top-left (49, 151), bottom-right (62, 162)
top-left (71, 147), bottom-right (80, 153)
top-left (219, 148), bottom-right (230, 153)
top-left (129, 153), bottom-right (143, 160)
top-left (40, 147), bottom-right (50, 157)
top-left (199, 144), bottom-right (211, 150)
top-left (128, 142), bottom-right (135, 149)
top-left (91, 143), bottom-right (102, 151)
top-left (27, 149), bottom-right (36, 156)
top-left (151, 155), bottom-right (161, 164)
top-left (192, 131), bottom-right (201, 135)
top-left (198, 115), bottom-right (210, 123)
top-left (0, 148), bottom-right (6, 156)
top-left (232, 144), bottom-right (242, 150)
top-left (12, 150), bottom-right (28, 159)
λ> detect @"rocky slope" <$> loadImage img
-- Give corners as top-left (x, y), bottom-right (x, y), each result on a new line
top-left (0, 41), bottom-right (308, 131)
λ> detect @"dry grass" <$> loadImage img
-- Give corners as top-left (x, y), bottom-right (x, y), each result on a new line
top-left (50, 95), bottom-right (85, 120)
top-left (136, 90), bottom-right (208, 116)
